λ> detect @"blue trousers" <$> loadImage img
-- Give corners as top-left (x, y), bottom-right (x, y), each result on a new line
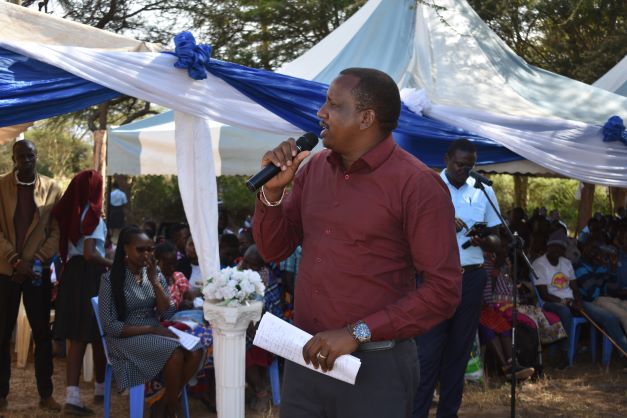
top-left (544, 301), bottom-right (627, 353)
top-left (413, 268), bottom-right (487, 418)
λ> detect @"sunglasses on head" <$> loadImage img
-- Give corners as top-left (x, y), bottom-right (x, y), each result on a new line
top-left (135, 246), bottom-right (155, 253)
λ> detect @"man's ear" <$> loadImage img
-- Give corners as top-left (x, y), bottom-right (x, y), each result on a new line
top-left (359, 109), bottom-right (375, 130)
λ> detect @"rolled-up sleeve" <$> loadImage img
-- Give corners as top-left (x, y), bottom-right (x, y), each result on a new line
top-left (253, 165), bottom-right (308, 263)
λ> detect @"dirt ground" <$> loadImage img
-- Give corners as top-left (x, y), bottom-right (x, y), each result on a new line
top-left (0, 351), bottom-right (624, 418)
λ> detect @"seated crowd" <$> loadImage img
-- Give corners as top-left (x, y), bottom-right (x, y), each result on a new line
top-left (4, 146), bottom-right (627, 416)
top-left (122, 202), bottom-right (627, 411)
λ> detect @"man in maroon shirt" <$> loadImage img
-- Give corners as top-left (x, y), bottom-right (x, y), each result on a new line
top-left (253, 68), bottom-right (461, 417)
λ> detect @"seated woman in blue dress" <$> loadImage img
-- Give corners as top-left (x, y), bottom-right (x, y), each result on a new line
top-left (98, 226), bottom-right (203, 418)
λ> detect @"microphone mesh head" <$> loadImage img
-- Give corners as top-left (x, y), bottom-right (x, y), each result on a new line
top-left (296, 132), bottom-right (319, 152)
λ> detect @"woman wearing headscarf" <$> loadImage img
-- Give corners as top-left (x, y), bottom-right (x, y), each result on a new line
top-left (52, 170), bottom-right (112, 416)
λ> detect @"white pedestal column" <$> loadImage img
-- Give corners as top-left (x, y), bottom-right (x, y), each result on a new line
top-left (204, 301), bottom-right (263, 418)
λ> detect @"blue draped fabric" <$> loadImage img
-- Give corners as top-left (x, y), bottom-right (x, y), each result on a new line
top-left (204, 58), bottom-right (520, 165)
top-left (0, 47), bottom-right (120, 125)
top-left (0, 45), bottom-right (520, 166)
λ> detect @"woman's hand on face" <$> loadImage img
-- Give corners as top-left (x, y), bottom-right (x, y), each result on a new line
top-left (146, 254), bottom-right (158, 283)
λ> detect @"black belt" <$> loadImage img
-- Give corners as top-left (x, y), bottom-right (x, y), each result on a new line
top-left (357, 340), bottom-right (396, 352)
top-left (461, 264), bottom-right (483, 274)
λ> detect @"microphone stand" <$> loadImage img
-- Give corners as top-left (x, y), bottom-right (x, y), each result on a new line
top-left (472, 179), bottom-right (542, 418)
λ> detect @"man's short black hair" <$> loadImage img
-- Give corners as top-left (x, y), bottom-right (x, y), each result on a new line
top-left (154, 241), bottom-right (177, 260)
top-left (446, 138), bottom-right (477, 157)
top-left (339, 68), bottom-right (401, 134)
top-left (12, 139), bottom-right (35, 153)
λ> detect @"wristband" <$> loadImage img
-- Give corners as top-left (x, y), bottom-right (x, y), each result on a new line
top-left (260, 186), bottom-right (286, 207)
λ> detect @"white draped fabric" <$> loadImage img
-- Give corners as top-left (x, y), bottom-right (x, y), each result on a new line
top-left (0, 39), bottom-right (303, 280)
top-left (1, 0), bottom-right (627, 279)
top-left (174, 112), bottom-right (220, 279)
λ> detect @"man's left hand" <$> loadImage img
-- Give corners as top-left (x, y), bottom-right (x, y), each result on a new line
top-left (302, 327), bottom-right (359, 372)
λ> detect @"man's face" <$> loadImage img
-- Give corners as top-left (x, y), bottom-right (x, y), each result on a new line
top-left (185, 238), bottom-right (197, 260)
top-left (12, 141), bottom-right (37, 173)
top-left (174, 227), bottom-right (190, 251)
top-left (157, 251), bottom-right (177, 277)
top-left (317, 74), bottom-right (364, 153)
top-left (445, 149), bottom-right (476, 187)
top-left (546, 243), bottom-right (565, 263)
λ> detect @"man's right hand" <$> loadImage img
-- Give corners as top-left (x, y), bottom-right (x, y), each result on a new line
top-left (261, 138), bottom-right (311, 200)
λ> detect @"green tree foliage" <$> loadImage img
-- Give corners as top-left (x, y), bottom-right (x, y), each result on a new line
top-left (217, 175), bottom-right (257, 227)
top-left (0, 119), bottom-right (91, 181)
top-left (466, 0), bottom-right (627, 83)
top-left (127, 175), bottom-right (186, 225)
top-left (492, 174), bottom-right (612, 232)
top-left (170, 0), bottom-right (367, 69)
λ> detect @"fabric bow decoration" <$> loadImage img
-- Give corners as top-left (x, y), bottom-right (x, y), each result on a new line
top-left (602, 115), bottom-right (627, 146)
top-left (400, 88), bottom-right (432, 116)
top-left (172, 32), bottom-right (213, 80)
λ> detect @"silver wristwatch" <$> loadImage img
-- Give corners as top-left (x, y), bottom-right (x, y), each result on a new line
top-left (349, 320), bottom-right (371, 344)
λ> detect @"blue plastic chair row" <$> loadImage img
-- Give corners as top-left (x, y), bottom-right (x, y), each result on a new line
top-left (91, 296), bottom-right (190, 418)
top-left (533, 286), bottom-right (596, 367)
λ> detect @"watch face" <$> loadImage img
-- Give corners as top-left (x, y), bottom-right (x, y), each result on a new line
top-left (354, 322), bottom-right (371, 342)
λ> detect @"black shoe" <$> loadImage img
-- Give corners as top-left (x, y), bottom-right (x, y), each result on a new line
top-left (504, 365), bottom-right (535, 380)
top-left (93, 394), bottom-right (104, 404)
top-left (63, 402), bottom-right (95, 416)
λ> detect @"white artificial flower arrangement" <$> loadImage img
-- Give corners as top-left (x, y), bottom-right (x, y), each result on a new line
top-left (203, 266), bottom-right (265, 307)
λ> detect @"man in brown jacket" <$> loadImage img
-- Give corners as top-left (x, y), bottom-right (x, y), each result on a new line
top-left (0, 140), bottom-right (62, 412)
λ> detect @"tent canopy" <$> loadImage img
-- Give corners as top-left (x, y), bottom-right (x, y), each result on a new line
top-left (1, 0), bottom-right (627, 278)
top-left (108, 0), bottom-right (626, 182)
top-left (593, 55), bottom-right (627, 96)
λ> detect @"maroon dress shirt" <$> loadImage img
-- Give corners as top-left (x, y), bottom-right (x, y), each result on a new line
top-left (253, 135), bottom-right (461, 341)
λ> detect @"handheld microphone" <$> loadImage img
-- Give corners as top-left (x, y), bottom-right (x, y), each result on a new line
top-left (468, 170), bottom-right (493, 186)
top-left (246, 132), bottom-right (319, 192)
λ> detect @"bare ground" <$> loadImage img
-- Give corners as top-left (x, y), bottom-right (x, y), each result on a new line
top-left (0, 352), bottom-right (624, 417)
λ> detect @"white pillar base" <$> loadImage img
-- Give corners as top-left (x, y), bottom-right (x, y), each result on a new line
top-left (204, 301), bottom-right (263, 418)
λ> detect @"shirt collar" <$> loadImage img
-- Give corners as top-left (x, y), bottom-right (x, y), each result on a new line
top-left (440, 168), bottom-right (476, 190)
top-left (326, 134), bottom-right (396, 172)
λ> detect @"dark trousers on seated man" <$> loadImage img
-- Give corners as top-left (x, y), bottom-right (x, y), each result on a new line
top-left (413, 268), bottom-right (487, 418)
top-left (280, 339), bottom-right (419, 418)
top-left (0, 273), bottom-right (54, 399)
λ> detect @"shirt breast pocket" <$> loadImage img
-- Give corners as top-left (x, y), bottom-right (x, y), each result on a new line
top-left (464, 205), bottom-right (486, 227)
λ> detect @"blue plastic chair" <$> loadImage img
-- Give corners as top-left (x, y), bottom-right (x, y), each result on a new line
top-left (533, 286), bottom-right (596, 366)
top-left (268, 356), bottom-right (281, 405)
top-left (91, 297), bottom-right (190, 418)
top-left (601, 335), bottom-right (613, 366)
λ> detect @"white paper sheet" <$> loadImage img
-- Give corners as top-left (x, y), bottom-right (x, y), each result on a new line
top-left (167, 326), bottom-right (201, 351)
top-left (253, 312), bottom-right (361, 385)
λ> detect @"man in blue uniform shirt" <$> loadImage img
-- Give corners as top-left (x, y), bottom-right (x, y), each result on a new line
top-left (414, 138), bottom-right (502, 418)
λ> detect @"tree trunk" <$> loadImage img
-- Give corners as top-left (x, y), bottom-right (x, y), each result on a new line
top-left (513, 175), bottom-right (528, 209)
top-left (576, 183), bottom-right (595, 235)
top-left (609, 187), bottom-right (627, 214)
top-left (92, 129), bottom-right (107, 205)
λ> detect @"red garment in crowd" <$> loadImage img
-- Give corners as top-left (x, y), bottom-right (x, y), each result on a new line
top-left (254, 135), bottom-right (461, 341)
top-left (51, 169), bottom-right (103, 261)
top-left (168, 271), bottom-right (191, 309)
